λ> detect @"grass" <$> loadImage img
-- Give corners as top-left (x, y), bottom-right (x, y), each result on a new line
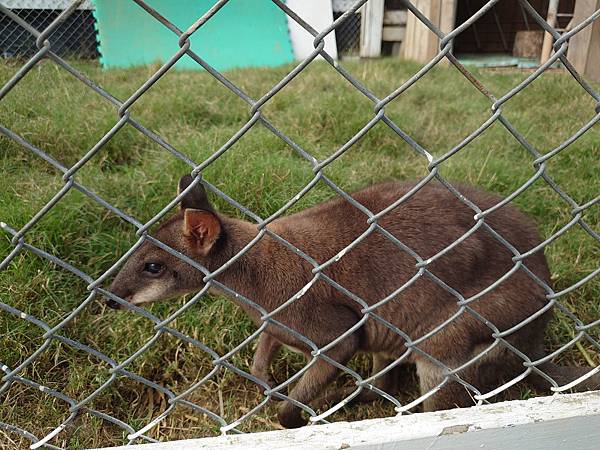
top-left (0, 57), bottom-right (598, 449)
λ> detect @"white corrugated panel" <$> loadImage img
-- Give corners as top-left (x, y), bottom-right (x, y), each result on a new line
top-left (286, 0), bottom-right (338, 61)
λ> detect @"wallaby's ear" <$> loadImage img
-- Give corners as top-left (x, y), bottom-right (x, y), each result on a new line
top-left (178, 175), bottom-right (213, 211)
top-left (183, 209), bottom-right (221, 255)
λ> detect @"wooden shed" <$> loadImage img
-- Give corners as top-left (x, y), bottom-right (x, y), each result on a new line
top-left (360, 0), bottom-right (600, 82)
top-left (403, 0), bottom-right (576, 61)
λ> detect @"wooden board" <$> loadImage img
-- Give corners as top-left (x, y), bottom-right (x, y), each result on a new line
top-left (359, 0), bottom-right (384, 57)
top-left (383, 10), bottom-right (407, 25)
top-left (567, 0), bottom-right (600, 82)
top-left (513, 30), bottom-right (544, 58)
top-left (382, 26), bottom-right (406, 42)
top-left (403, 0), bottom-right (457, 63)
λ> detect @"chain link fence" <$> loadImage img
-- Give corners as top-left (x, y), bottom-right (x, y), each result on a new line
top-left (1, 0), bottom-right (599, 448)
top-left (0, 1), bottom-right (97, 59)
top-left (333, 0), bottom-right (361, 57)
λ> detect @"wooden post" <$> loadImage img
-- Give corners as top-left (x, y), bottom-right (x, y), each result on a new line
top-left (540, 0), bottom-right (560, 64)
top-left (402, 0), bottom-right (457, 63)
top-left (360, 0), bottom-right (384, 57)
top-left (567, 0), bottom-right (600, 83)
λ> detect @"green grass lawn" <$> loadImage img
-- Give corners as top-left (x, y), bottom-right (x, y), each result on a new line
top-left (0, 58), bottom-right (599, 449)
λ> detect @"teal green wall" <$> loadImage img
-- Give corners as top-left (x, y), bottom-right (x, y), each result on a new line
top-left (93, 0), bottom-right (294, 71)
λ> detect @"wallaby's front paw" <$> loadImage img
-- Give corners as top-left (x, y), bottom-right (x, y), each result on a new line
top-left (261, 380), bottom-right (286, 403)
top-left (251, 371), bottom-right (284, 401)
top-left (277, 404), bottom-right (307, 429)
top-left (250, 367), bottom-right (275, 386)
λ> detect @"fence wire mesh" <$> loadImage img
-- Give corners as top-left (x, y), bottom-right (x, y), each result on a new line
top-left (0, 1), bottom-right (97, 59)
top-left (333, 0), bottom-right (361, 57)
top-left (1, 0), bottom-right (599, 448)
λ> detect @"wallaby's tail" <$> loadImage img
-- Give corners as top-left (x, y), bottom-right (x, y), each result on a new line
top-left (529, 362), bottom-right (600, 392)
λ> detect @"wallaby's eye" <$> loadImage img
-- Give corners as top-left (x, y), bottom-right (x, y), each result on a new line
top-left (144, 262), bottom-right (164, 275)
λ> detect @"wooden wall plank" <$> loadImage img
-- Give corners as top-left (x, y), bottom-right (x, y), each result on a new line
top-left (567, 0), bottom-right (600, 82)
top-left (382, 26), bottom-right (406, 41)
top-left (402, 0), bottom-right (457, 62)
top-left (383, 10), bottom-right (407, 26)
top-left (360, 0), bottom-right (385, 57)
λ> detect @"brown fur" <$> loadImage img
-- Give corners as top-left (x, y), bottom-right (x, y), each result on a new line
top-left (108, 176), bottom-right (600, 428)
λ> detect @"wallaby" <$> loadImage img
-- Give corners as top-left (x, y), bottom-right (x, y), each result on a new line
top-left (108, 175), bottom-right (599, 428)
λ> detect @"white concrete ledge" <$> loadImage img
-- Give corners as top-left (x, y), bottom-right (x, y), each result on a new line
top-left (96, 390), bottom-right (600, 450)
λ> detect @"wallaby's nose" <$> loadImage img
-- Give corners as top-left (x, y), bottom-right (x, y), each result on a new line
top-left (106, 298), bottom-right (122, 309)
top-left (105, 287), bottom-right (130, 310)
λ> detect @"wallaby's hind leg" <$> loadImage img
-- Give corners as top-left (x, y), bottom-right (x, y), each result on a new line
top-left (415, 359), bottom-right (476, 411)
top-left (416, 343), bottom-right (532, 411)
top-left (531, 361), bottom-right (600, 391)
top-left (363, 353), bottom-right (406, 399)
top-left (277, 334), bottom-right (360, 428)
top-left (311, 353), bottom-right (407, 410)
top-left (523, 338), bottom-right (600, 393)
top-left (251, 333), bottom-right (282, 388)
